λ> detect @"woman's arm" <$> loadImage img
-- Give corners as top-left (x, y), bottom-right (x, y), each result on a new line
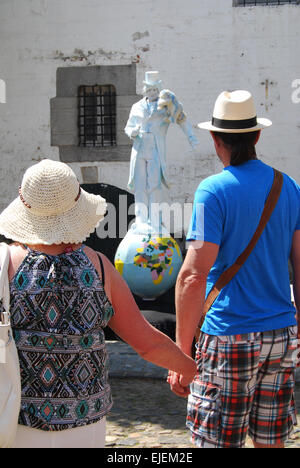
top-left (85, 247), bottom-right (196, 388)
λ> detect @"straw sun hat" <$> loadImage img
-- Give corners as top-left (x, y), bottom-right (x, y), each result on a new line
top-left (0, 159), bottom-right (107, 245)
top-left (198, 90), bottom-right (272, 133)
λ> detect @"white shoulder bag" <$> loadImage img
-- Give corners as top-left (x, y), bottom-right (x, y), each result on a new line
top-left (0, 242), bottom-right (21, 448)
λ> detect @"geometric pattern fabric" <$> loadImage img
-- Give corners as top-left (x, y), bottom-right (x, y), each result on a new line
top-left (3, 245), bottom-right (115, 431)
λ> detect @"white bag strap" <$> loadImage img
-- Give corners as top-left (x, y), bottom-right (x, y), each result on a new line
top-left (0, 242), bottom-right (10, 325)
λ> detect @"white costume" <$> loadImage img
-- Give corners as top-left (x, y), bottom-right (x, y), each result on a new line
top-left (125, 72), bottom-right (198, 228)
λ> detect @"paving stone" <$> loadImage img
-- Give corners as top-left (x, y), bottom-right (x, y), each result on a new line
top-left (117, 438), bottom-right (139, 446)
top-left (159, 436), bottom-right (179, 444)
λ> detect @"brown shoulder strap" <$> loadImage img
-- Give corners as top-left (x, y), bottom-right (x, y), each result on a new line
top-left (195, 168), bottom-right (283, 339)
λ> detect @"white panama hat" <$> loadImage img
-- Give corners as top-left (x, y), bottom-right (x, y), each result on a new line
top-left (0, 159), bottom-right (107, 245)
top-left (143, 71), bottom-right (162, 87)
top-left (198, 90), bottom-right (272, 133)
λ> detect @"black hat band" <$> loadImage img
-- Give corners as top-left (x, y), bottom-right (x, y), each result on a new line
top-left (212, 116), bottom-right (258, 130)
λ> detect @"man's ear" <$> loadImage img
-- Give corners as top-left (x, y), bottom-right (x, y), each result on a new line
top-left (254, 130), bottom-right (261, 145)
top-left (210, 131), bottom-right (220, 147)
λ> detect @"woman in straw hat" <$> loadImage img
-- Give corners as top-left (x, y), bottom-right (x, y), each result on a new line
top-left (0, 159), bottom-right (196, 448)
top-left (168, 90), bottom-right (300, 448)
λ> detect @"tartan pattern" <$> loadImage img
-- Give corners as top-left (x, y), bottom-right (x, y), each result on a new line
top-left (187, 327), bottom-right (298, 448)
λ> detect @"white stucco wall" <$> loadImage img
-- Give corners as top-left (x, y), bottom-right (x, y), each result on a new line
top-left (0, 0), bottom-right (299, 215)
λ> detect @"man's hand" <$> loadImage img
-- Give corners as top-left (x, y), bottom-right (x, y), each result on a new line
top-left (167, 369), bottom-right (195, 398)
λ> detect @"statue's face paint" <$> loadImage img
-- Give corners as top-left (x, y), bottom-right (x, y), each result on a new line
top-left (143, 86), bottom-right (160, 101)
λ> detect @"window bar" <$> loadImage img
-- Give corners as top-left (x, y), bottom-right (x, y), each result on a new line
top-left (110, 88), bottom-right (114, 146)
top-left (83, 86), bottom-right (86, 147)
top-left (110, 89), bottom-right (113, 146)
top-left (94, 85), bottom-right (97, 148)
top-left (84, 86), bottom-right (87, 148)
top-left (101, 88), bottom-right (104, 147)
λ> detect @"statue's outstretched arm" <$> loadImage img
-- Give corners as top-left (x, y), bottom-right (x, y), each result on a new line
top-left (157, 89), bottom-right (199, 149)
top-left (178, 117), bottom-right (199, 149)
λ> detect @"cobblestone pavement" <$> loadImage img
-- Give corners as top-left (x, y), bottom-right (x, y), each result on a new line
top-left (105, 341), bottom-right (300, 449)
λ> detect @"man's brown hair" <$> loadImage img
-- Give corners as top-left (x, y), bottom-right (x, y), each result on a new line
top-left (212, 130), bottom-right (260, 166)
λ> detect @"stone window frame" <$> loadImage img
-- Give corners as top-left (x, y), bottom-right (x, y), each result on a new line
top-left (233, 0), bottom-right (299, 5)
top-left (50, 64), bottom-right (141, 163)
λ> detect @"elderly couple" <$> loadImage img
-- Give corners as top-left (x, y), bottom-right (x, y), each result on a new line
top-left (0, 89), bottom-right (299, 449)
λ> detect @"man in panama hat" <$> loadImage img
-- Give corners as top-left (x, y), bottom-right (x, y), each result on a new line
top-left (168, 90), bottom-right (300, 448)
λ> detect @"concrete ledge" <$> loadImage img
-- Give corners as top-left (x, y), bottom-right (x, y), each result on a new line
top-left (60, 144), bottom-right (131, 162)
top-left (56, 64), bottom-right (138, 97)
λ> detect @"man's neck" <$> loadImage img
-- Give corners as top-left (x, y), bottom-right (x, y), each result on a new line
top-left (217, 149), bottom-right (231, 168)
top-left (219, 152), bottom-right (258, 168)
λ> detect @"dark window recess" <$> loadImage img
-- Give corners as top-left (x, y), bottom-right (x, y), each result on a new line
top-left (235, 0), bottom-right (299, 5)
top-left (78, 85), bottom-right (116, 147)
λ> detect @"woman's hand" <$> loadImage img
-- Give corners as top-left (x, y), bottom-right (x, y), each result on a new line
top-left (167, 358), bottom-right (197, 398)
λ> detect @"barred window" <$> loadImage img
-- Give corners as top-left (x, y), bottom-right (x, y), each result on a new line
top-left (78, 85), bottom-right (116, 147)
top-left (234, 0), bottom-right (299, 5)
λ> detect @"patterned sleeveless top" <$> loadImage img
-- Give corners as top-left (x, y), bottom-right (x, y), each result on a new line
top-left (7, 245), bottom-right (114, 431)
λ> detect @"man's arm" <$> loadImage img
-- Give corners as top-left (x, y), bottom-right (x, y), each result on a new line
top-left (175, 240), bottom-right (219, 356)
top-left (291, 230), bottom-right (300, 334)
top-left (167, 240), bottom-right (219, 397)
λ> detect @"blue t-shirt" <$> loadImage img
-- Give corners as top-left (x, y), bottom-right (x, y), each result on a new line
top-left (187, 160), bottom-right (300, 335)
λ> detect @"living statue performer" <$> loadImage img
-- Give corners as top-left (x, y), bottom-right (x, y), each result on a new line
top-left (115, 71), bottom-right (198, 299)
top-left (125, 71), bottom-right (199, 231)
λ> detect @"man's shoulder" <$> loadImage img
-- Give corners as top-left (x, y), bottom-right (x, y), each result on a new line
top-left (196, 171), bottom-right (230, 195)
top-left (282, 171), bottom-right (300, 191)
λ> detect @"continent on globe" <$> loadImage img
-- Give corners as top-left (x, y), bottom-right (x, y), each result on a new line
top-left (114, 225), bottom-right (183, 299)
top-left (134, 235), bottom-right (180, 286)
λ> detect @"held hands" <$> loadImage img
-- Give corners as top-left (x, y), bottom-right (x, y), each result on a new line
top-left (167, 371), bottom-right (191, 398)
top-left (167, 358), bottom-right (197, 398)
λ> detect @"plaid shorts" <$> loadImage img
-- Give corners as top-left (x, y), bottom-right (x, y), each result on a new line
top-left (187, 326), bottom-right (298, 448)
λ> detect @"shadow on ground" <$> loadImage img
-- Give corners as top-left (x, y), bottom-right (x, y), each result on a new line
top-left (106, 377), bottom-right (194, 448)
top-left (108, 377), bottom-right (188, 430)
